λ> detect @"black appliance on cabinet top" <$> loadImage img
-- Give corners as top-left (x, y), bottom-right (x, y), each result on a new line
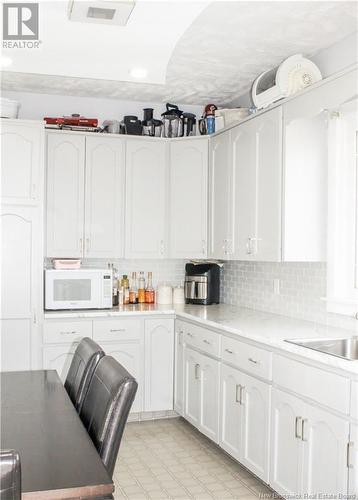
top-left (184, 262), bottom-right (220, 305)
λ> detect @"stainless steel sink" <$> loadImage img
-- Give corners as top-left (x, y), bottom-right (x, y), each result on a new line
top-left (285, 336), bottom-right (358, 361)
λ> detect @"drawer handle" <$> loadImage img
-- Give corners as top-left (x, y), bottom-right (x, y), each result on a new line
top-left (225, 348), bottom-right (234, 354)
top-left (203, 339), bottom-right (211, 345)
top-left (248, 357), bottom-right (259, 364)
top-left (60, 331), bottom-right (76, 335)
top-left (195, 363), bottom-right (200, 380)
top-left (187, 332), bottom-right (194, 338)
top-left (295, 416), bottom-right (302, 439)
top-left (110, 328), bottom-right (126, 333)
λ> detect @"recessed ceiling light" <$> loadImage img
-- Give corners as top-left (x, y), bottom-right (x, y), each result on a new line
top-left (130, 67), bottom-right (147, 79)
top-left (1, 56), bottom-right (13, 68)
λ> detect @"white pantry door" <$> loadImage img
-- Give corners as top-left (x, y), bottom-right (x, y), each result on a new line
top-left (46, 133), bottom-right (85, 258)
top-left (1, 207), bottom-right (40, 371)
top-left (169, 139), bottom-right (208, 258)
top-left (125, 139), bottom-right (167, 258)
top-left (85, 136), bottom-right (125, 258)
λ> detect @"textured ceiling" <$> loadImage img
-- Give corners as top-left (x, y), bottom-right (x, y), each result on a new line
top-left (2, 1), bottom-right (357, 106)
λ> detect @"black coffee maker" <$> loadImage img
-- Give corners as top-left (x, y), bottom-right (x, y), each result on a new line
top-left (184, 263), bottom-right (220, 305)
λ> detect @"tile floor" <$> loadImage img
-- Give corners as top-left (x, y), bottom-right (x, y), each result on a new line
top-left (113, 417), bottom-right (275, 500)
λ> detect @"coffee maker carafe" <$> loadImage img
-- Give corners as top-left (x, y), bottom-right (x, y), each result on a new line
top-left (184, 263), bottom-right (220, 305)
top-left (161, 103), bottom-right (183, 138)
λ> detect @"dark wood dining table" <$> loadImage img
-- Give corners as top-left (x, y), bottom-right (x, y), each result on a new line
top-left (0, 369), bottom-right (114, 499)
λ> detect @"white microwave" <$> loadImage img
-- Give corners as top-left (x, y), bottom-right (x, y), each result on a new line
top-left (45, 269), bottom-right (113, 310)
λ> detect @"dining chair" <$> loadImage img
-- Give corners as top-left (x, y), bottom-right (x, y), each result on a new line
top-left (64, 337), bottom-right (105, 412)
top-left (79, 355), bottom-right (138, 478)
top-left (0, 449), bottom-right (21, 500)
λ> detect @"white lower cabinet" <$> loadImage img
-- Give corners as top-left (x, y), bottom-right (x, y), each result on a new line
top-left (102, 341), bottom-right (143, 413)
top-left (220, 364), bottom-right (270, 482)
top-left (43, 343), bottom-right (79, 382)
top-left (270, 388), bottom-right (350, 497)
top-left (144, 319), bottom-right (174, 412)
top-left (184, 347), bottom-right (201, 427)
top-left (184, 346), bottom-right (219, 442)
top-left (349, 423), bottom-right (358, 495)
top-left (174, 321), bottom-right (185, 414)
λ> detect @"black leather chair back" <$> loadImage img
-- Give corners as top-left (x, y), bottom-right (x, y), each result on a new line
top-left (64, 337), bottom-right (104, 412)
top-left (79, 355), bottom-right (138, 477)
top-left (0, 449), bottom-right (21, 500)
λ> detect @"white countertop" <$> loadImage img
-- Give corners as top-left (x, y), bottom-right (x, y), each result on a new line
top-left (44, 303), bottom-right (176, 318)
top-left (44, 303), bottom-right (358, 377)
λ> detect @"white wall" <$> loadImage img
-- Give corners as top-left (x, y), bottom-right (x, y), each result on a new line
top-left (2, 90), bottom-right (203, 123)
top-left (229, 31), bottom-right (358, 107)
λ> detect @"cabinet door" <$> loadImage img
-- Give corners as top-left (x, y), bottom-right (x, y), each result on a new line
top-left (144, 319), bottom-right (174, 412)
top-left (184, 347), bottom-right (201, 427)
top-left (233, 108), bottom-right (282, 261)
top-left (209, 132), bottom-right (233, 259)
top-left (200, 354), bottom-right (220, 443)
top-left (84, 136), bottom-right (125, 258)
top-left (270, 389), bottom-right (304, 496)
top-left (46, 133), bottom-right (85, 257)
top-left (302, 405), bottom-right (349, 496)
top-left (43, 343), bottom-right (79, 382)
top-left (169, 139), bottom-right (208, 258)
top-left (283, 93), bottom-right (327, 261)
top-left (240, 372), bottom-right (271, 482)
top-left (125, 140), bottom-right (167, 258)
top-left (254, 107), bottom-right (282, 261)
top-left (103, 342), bottom-right (143, 413)
top-left (1, 120), bottom-right (43, 205)
top-left (349, 423), bottom-right (358, 495)
top-left (220, 363), bottom-right (243, 460)
top-left (1, 207), bottom-right (40, 371)
top-left (231, 120), bottom-right (256, 260)
top-left (174, 322), bottom-right (185, 415)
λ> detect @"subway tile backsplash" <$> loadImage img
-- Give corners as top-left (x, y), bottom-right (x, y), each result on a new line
top-left (221, 261), bottom-right (357, 332)
top-left (45, 258), bottom-right (357, 332)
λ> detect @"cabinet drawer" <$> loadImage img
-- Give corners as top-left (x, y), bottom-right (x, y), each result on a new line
top-left (93, 318), bottom-right (142, 341)
top-left (43, 320), bottom-right (92, 344)
top-left (351, 381), bottom-right (358, 421)
top-left (184, 322), bottom-right (220, 357)
top-left (221, 336), bottom-right (272, 380)
top-left (273, 354), bottom-right (350, 414)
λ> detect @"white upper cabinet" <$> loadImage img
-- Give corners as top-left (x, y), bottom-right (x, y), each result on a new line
top-left (169, 139), bottom-right (208, 258)
top-left (209, 132), bottom-right (233, 259)
top-left (46, 133), bottom-right (85, 258)
top-left (85, 136), bottom-right (125, 258)
top-left (1, 120), bottom-right (43, 206)
top-left (125, 139), bottom-right (167, 259)
top-left (232, 107), bottom-right (282, 261)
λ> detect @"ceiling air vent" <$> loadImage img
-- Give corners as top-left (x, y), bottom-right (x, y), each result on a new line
top-left (68, 1), bottom-right (136, 25)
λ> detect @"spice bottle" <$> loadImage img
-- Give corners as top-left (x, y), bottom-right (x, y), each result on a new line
top-left (138, 271), bottom-right (146, 303)
top-left (145, 271), bottom-right (155, 304)
top-left (129, 272), bottom-right (137, 304)
top-left (121, 274), bottom-right (130, 305)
